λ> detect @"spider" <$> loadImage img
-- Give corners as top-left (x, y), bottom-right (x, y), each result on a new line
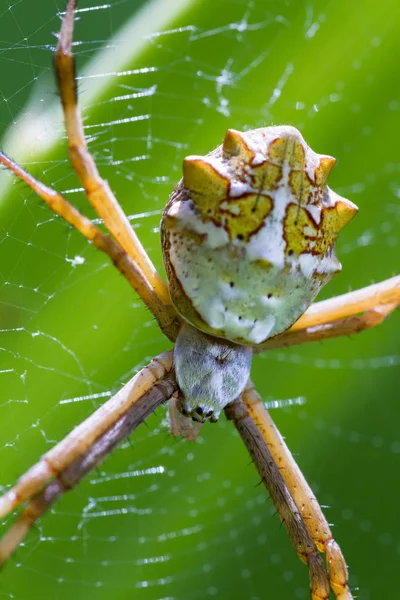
top-left (0, 2), bottom-right (399, 599)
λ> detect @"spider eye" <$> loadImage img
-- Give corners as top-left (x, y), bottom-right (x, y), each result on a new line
top-left (191, 407), bottom-right (215, 423)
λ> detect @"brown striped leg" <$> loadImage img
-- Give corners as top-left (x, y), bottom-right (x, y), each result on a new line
top-left (242, 382), bottom-right (354, 600)
top-left (225, 398), bottom-right (331, 600)
top-left (257, 302), bottom-right (397, 351)
top-left (54, 1), bottom-right (173, 313)
top-left (0, 153), bottom-right (180, 341)
top-left (0, 366), bottom-right (176, 567)
top-left (289, 276), bottom-right (399, 331)
top-left (0, 351), bottom-right (174, 530)
top-left (257, 276), bottom-right (399, 352)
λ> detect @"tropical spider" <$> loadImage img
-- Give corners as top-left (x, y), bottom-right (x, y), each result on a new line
top-left (0, 2), bottom-right (399, 599)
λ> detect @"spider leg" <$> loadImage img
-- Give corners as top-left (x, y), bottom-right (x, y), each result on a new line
top-left (257, 275), bottom-right (399, 351)
top-left (225, 398), bottom-right (331, 600)
top-left (257, 302), bottom-right (397, 351)
top-left (291, 275), bottom-right (399, 331)
top-left (0, 153), bottom-right (180, 340)
top-left (0, 366), bottom-right (177, 567)
top-left (53, 1), bottom-right (172, 312)
top-left (0, 351), bottom-right (173, 525)
top-left (242, 381), bottom-right (354, 600)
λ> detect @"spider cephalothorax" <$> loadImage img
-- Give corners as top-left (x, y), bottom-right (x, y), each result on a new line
top-left (162, 126), bottom-right (358, 421)
top-left (173, 323), bottom-right (252, 422)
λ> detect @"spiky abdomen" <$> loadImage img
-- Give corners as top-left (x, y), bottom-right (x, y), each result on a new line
top-left (161, 126), bottom-right (357, 346)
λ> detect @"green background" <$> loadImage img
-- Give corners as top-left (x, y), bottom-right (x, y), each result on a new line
top-left (0, 0), bottom-right (399, 598)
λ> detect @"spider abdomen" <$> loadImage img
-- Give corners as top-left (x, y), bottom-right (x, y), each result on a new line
top-left (162, 126), bottom-right (358, 345)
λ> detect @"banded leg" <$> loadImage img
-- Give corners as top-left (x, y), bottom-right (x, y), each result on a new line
top-left (0, 351), bottom-right (173, 523)
top-left (242, 381), bottom-right (353, 600)
top-left (0, 152), bottom-right (181, 340)
top-left (225, 398), bottom-right (330, 600)
top-left (258, 302), bottom-right (397, 351)
top-left (54, 1), bottom-right (173, 312)
top-left (0, 366), bottom-right (176, 567)
top-left (290, 276), bottom-right (399, 331)
top-left (258, 276), bottom-right (400, 352)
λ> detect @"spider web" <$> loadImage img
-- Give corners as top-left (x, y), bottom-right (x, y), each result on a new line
top-left (0, 1), bottom-right (399, 598)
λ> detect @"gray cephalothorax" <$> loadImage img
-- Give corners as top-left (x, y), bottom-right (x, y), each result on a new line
top-left (174, 323), bottom-right (252, 423)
